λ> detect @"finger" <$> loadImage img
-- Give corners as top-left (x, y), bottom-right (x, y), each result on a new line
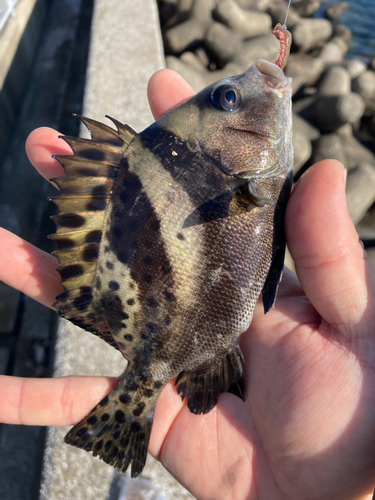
top-left (25, 127), bottom-right (71, 183)
top-left (286, 160), bottom-right (375, 331)
top-left (147, 69), bottom-right (195, 120)
top-left (0, 228), bottom-right (63, 308)
top-left (0, 375), bottom-right (117, 426)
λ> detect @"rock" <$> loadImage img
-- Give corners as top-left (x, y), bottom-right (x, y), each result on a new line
top-left (352, 70), bottom-right (375, 111)
top-left (319, 41), bottom-right (345, 67)
top-left (285, 55), bottom-right (324, 94)
top-left (215, 0), bottom-right (272, 38)
top-left (293, 130), bottom-right (312, 173)
top-left (343, 58), bottom-right (367, 79)
top-left (326, 1), bottom-right (349, 21)
top-left (240, 32), bottom-right (279, 67)
top-left (166, 55), bottom-right (208, 90)
top-left (292, 18), bottom-right (332, 52)
top-left (311, 133), bottom-right (347, 166)
top-left (346, 162), bottom-right (375, 224)
top-left (312, 92), bottom-right (365, 132)
top-left (337, 128), bottom-right (375, 169)
top-left (318, 66), bottom-right (351, 96)
top-left (293, 112), bottom-right (320, 141)
top-left (180, 51), bottom-right (207, 71)
top-left (333, 24), bottom-right (352, 46)
top-left (163, 0), bottom-right (215, 53)
top-left (205, 22), bottom-right (242, 65)
top-left (293, 0), bottom-right (321, 18)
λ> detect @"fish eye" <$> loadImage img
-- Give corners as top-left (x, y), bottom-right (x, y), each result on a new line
top-left (210, 85), bottom-right (241, 112)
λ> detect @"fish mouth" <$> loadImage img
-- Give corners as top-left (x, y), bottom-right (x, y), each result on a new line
top-left (256, 59), bottom-right (291, 89)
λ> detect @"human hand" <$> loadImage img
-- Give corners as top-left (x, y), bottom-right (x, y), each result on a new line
top-left (1, 69), bottom-right (375, 500)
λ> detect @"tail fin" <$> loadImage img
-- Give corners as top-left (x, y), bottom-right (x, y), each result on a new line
top-left (64, 374), bottom-right (157, 477)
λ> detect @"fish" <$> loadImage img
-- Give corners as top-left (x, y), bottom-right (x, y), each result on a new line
top-left (50, 24), bottom-right (293, 477)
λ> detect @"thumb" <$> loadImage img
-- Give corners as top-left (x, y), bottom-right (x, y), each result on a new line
top-left (286, 160), bottom-right (375, 335)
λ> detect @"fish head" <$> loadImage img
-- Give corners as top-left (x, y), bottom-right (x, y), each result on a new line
top-left (161, 59), bottom-right (293, 183)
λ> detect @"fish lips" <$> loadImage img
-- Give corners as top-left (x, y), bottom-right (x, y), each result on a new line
top-left (255, 59), bottom-right (292, 96)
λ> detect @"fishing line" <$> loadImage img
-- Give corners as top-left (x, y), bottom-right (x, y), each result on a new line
top-left (283, 0), bottom-right (292, 29)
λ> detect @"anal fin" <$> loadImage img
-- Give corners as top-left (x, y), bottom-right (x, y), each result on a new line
top-left (175, 345), bottom-right (245, 415)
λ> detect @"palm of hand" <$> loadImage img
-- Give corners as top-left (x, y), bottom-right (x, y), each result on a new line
top-left (1, 69), bottom-right (375, 500)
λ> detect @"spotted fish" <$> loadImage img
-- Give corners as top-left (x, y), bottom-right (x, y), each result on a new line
top-left (50, 25), bottom-right (293, 477)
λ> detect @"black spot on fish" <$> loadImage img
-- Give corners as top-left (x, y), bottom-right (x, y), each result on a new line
top-left (130, 422), bottom-right (141, 432)
top-left (118, 251), bottom-right (128, 264)
top-left (91, 184), bottom-right (108, 196)
top-left (95, 440), bottom-right (103, 451)
top-left (84, 442), bottom-right (93, 451)
top-left (147, 297), bottom-right (158, 308)
top-left (101, 413), bottom-right (110, 422)
top-left (99, 264), bottom-right (104, 273)
top-left (162, 261), bottom-right (172, 274)
top-left (57, 213), bottom-right (86, 228)
top-left (97, 279), bottom-right (102, 289)
top-left (121, 322), bottom-right (127, 329)
top-left (144, 240), bottom-right (153, 249)
top-left (77, 427), bottom-right (87, 437)
top-left (99, 292), bottom-right (128, 333)
top-left (99, 395), bottom-right (109, 406)
top-left (144, 389), bottom-right (154, 398)
top-left (126, 379), bottom-right (138, 392)
top-left (124, 334), bottom-right (133, 342)
top-left (86, 198), bottom-right (106, 211)
top-left (115, 410), bottom-right (125, 423)
top-left (164, 316), bottom-right (171, 326)
top-left (176, 232), bottom-right (185, 240)
top-left (85, 230), bottom-right (102, 243)
top-left (109, 280), bottom-right (120, 291)
top-left (113, 430), bottom-right (120, 439)
top-left (104, 245), bottom-right (110, 253)
top-left (120, 393), bottom-right (131, 404)
top-left (87, 415), bottom-right (97, 425)
top-left (82, 148), bottom-right (106, 162)
top-left (143, 274), bottom-right (153, 283)
top-left (147, 323), bottom-right (157, 333)
top-left (118, 450), bottom-right (125, 461)
top-left (127, 298), bottom-right (135, 306)
top-left (59, 264), bottom-right (84, 281)
top-left (55, 237), bottom-right (75, 249)
top-left (163, 290), bottom-right (176, 302)
top-left (141, 332), bottom-right (149, 340)
top-left (133, 402), bottom-right (145, 417)
top-left (129, 283), bottom-right (134, 289)
top-left (106, 261), bottom-right (113, 270)
top-left (105, 440), bottom-right (113, 452)
top-left (154, 381), bottom-right (163, 389)
top-left (84, 245), bottom-right (98, 261)
top-left (120, 437), bottom-right (129, 448)
top-left (111, 446), bottom-right (118, 458)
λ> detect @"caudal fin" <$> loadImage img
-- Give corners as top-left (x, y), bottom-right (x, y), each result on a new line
top-left (64, 379), bottom-right (156, 477)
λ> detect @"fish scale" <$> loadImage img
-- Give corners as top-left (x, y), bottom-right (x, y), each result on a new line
top-left (50, 25), bottom-right (294, 477)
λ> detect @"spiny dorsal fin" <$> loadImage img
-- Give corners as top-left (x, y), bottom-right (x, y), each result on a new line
top-left (175, 344), bottom-right (245, 414)
top-left (50, 116), bottom-right (136, 344)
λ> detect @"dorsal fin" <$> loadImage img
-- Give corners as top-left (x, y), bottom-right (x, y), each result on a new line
top-left (50, 116), bottom-right (136, 346)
